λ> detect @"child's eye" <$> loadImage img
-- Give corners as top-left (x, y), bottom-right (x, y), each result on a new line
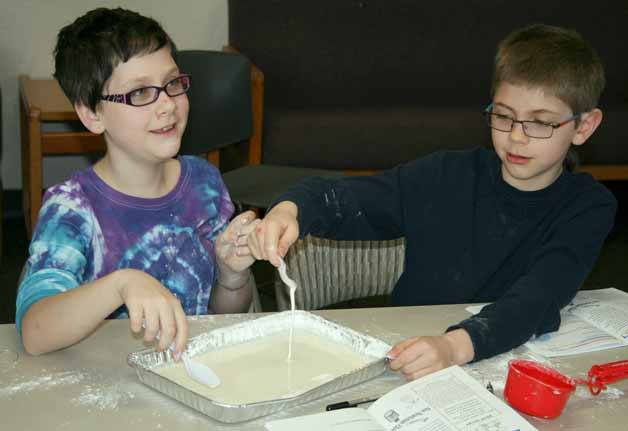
top-left (130, 87), bottom-right (148, 97)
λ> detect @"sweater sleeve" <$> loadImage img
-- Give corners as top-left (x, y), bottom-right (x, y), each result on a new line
top-left (275, 154), bottom-right (445, 241)
top-left (449, 191), bottom-right (617, 361)
top-left (15, 189), bottom-right (94, 337)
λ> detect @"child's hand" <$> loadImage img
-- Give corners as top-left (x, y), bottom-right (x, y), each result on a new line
top-left (248, 201), bottom-right (300, 267)
top-left (387, 330), bottom-right (474, 380)
top-left (116, 269), bottom-right (188, 355)
top-left (215, 210), bottom-right (259, 274)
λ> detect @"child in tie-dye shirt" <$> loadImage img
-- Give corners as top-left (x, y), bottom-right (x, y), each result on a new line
top-left (16, 8), bottom-right (258, 355)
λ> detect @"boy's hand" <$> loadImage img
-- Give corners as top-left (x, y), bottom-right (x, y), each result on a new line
top-left (387, 329), bottom-right (474, 380)
top-left (215, 210), bottom-right (259, 274)
top-left (248, 201), bottom-right (300, 267)
top-left (116, 269), bottom-right (188, 355)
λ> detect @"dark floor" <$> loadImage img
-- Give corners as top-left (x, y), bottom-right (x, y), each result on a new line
top-left (2, 181), bottom-right (627, 325)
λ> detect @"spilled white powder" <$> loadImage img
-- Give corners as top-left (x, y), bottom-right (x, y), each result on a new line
top-left (463, 348), bottom-right (626, 401)
top-left (71, 381), bottom-right (136, 410)
top-left (463, 348), bottom-right (551, 394)
top-left (575, 383), bottom-right (624, 400)
top-left (0, 371), bottom-right (87, 397)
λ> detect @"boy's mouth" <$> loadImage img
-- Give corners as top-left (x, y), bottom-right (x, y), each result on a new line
top-left (507, 152), bottom-right (530, 165)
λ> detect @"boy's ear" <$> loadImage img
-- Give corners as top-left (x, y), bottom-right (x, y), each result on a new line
top-left (572, 108), bottom-right (603, 146)
top-left (74, 103), bottom-right (106, 135)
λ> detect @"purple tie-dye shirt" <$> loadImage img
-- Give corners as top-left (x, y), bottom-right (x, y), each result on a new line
top-left (16, 156), bottom-right (234, 334)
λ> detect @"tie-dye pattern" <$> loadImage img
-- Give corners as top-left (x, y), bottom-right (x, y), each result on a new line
top-left (16, 156), bottom-right (234, 334)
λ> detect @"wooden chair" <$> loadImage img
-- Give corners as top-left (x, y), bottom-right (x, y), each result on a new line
top-left (19, 76), bottom-right (106, 238)
top-left (274, 235), bottom-right (405, 311)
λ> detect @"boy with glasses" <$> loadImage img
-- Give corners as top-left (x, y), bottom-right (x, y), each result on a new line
top-left (17, 8), bottom-right (258, 355)
top-left (251, 24), bottom-right (616, 379)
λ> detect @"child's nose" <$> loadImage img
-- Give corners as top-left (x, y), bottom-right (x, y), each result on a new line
top-left (155, 90), bottom-right (177, 113)
top-left (509, 121), bottom-right (529, 143)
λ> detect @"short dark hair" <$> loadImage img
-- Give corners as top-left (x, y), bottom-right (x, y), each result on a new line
top-left (491, 23), bottom-right (605, 115)
top-left (54, 8), bottom-right (176, 111)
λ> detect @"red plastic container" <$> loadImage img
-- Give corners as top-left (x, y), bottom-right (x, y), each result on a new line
top-left (504, 359), bottom-right (576, 419)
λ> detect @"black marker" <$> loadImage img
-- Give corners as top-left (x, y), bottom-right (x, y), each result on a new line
top-left (326, 396), bottom-right (379, 411)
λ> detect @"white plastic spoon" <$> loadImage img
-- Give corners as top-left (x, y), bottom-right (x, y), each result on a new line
top-left (143, 321), bottom-right (221, 388)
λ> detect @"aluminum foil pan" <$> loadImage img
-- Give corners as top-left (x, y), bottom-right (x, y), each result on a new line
top-left (128, 310), bottom-right (390, 423)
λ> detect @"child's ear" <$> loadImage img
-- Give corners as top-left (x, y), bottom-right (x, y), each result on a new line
top-left (74, 103), bottom-right (105, 134)
top-left (572, 108), bottom-right (603, 146)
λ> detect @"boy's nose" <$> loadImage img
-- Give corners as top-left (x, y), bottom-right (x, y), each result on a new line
top-left (509, 122), bottom-right (529, 143)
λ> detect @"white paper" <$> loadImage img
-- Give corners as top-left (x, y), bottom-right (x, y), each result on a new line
top-left (367, 365), bottom-right (536, 431)
top-left (265, 366), bottom-right (537, 431)
top-left (466, 288), bottom-right (628, 358)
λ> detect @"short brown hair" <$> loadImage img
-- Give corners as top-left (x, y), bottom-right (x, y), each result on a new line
top-left (54, 8), bottom-right (176, 111)
top-left (491, 23), bottom-right (605, 114)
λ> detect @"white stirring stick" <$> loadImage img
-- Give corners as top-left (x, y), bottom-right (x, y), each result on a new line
top-left (278, 258), bottom-right (298, 361)
top-left (278, 258), bottom-right (298, 311)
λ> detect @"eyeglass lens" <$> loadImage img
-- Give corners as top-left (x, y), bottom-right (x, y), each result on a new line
top-left (129, 76), bottom-right (190, 106)
top-left (487, 114), bottom-right (554, 138)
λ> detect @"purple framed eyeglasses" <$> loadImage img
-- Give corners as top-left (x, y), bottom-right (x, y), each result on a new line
top-left (101, 74), bottom-right (191, 107)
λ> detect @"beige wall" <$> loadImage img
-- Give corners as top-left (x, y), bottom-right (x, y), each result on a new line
top-left (0, 0), bottom-right (228, 189)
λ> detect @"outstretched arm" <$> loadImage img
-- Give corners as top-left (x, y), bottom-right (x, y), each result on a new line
top-left (21, 268), bottom-right (188, 356)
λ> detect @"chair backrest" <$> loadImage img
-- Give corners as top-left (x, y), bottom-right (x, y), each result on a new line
top-left (275, 235), bottom-right (405, 311)
top-left (175, 50), bottom-right (256, 168)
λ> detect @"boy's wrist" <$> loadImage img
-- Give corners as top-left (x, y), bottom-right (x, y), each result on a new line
top-left (443, 329), bottom-right (475, 365)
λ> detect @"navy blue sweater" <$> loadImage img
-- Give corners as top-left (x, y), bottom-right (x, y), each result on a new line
top-left (278, 148), bottom-right (617, 361)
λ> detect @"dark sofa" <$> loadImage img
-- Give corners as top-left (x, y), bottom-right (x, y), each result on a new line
top-left (228, 0), bottom-right (628, 179)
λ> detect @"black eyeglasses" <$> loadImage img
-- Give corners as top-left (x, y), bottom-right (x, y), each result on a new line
top-left (484, 103), bottom-right (580, 139)
top-left (101, 74), bottom-right (191, 107)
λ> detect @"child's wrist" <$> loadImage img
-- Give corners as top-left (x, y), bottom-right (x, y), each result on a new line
top-left (215, 268), bottom-right (251, 291)
top-left (443, 329), bottom-right (475, 365)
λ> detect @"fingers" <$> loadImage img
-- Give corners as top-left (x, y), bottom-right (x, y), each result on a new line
top-left (128, 304), bottom-right (144, 334)
top-left (122, 272), bottom-right (187, 354)
top-left (277, 223), bottom-right (299, 259)
top-left (172, 303), bottom-right (188, 357)
top-left (262, 219), bottom-right (282, 266)
top-left (388, 336), bottom-right (454, 381)
top-left (388, 337), bottom-right (421, 372)
top-left (157, 306), bottom-right (177, 352)
top-left (143, 310), bottom-right (160, 344)
top-left (388, 337), bottom-right (433, 379)
top-left (218, 211), bottom-right (259, 260)
top-left (234, 219), bottom-right (260, 257)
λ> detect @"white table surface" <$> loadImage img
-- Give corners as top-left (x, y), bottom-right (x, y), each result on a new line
top-left (1, 305), bottom-right (626, 430)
